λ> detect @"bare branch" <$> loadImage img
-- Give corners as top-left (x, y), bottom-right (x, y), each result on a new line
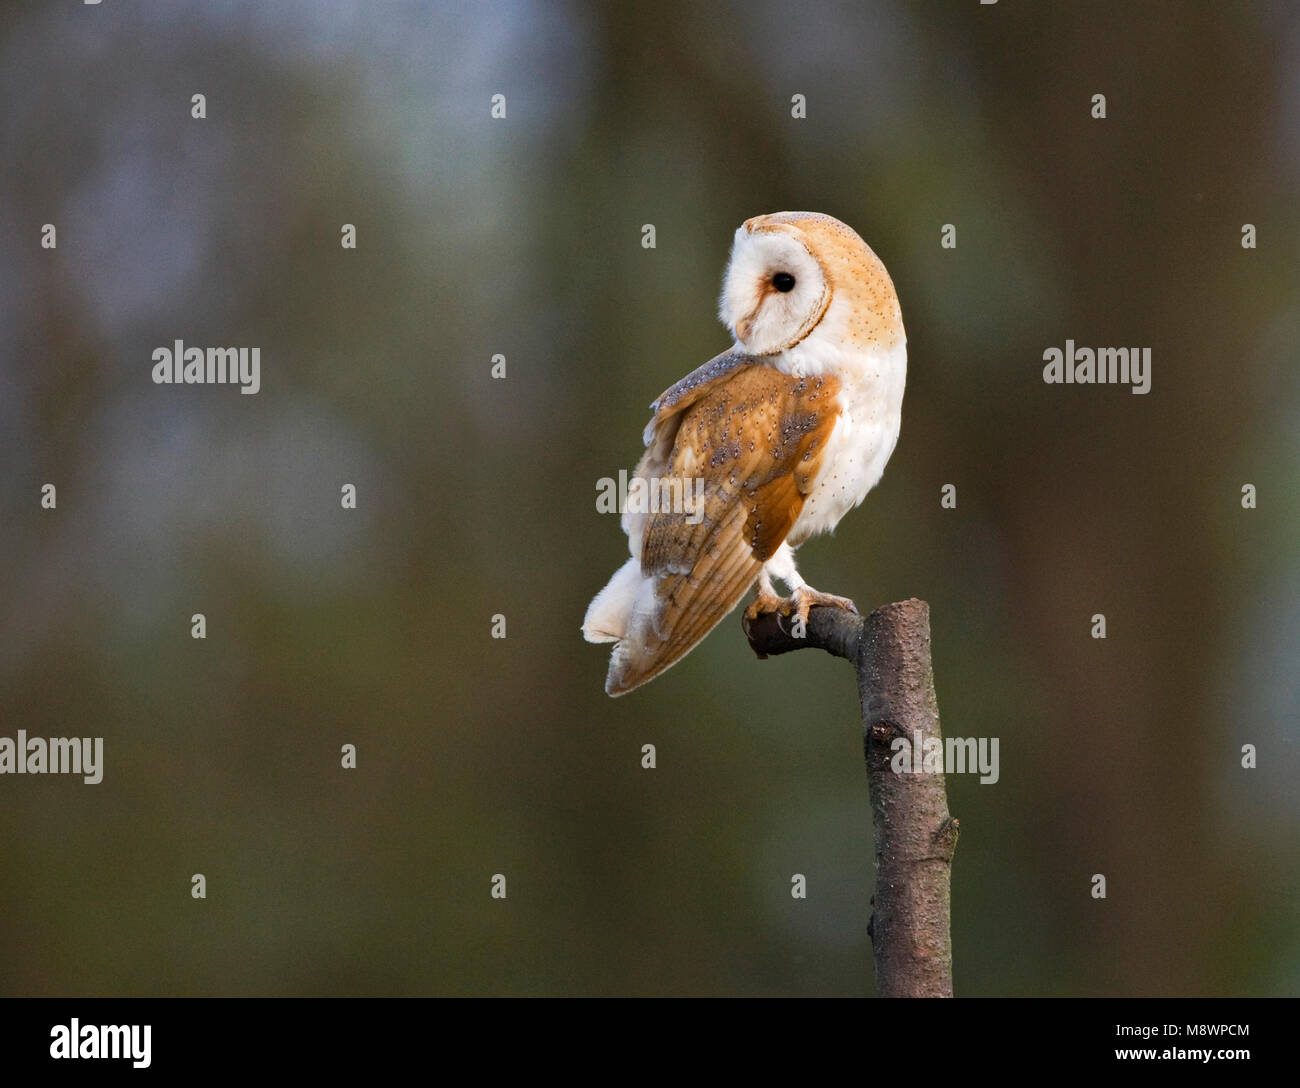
top-left (742, 597), bottom-right (958, 997)
top-left (741, 603), bottom-right (863, 661)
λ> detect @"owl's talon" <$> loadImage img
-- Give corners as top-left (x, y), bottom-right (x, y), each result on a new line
top-left (791, 586), bottom-right (858, 627)
top-left (744, 587), bottom-right (786, 623)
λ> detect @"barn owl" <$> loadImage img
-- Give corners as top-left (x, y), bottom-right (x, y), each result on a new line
top-left (583, 211), bottom-right (906, 696)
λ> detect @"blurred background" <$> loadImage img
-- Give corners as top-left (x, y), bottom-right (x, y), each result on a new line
top-left (1, 0), bottom-right (1297, 996)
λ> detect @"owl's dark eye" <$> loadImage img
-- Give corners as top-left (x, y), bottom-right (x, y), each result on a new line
top-left (772, 272), bottom-right (796, 292)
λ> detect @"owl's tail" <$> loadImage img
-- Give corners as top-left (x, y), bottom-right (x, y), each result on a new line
top-left (583, 557), bottom-right (687, 696)
top-left (583, 553), bottom-right (759, 697)
top-left (581, 557), bottom-right (643, 645)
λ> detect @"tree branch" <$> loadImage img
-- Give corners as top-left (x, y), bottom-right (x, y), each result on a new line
top-left (743, 597), bottom-right (958, 998)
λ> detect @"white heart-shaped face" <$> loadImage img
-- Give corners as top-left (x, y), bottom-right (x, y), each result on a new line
top-left (718, 226), bottom-right (829, 355)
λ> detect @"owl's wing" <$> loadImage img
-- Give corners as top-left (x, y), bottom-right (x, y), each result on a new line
top-left (643, 349), bottom-right (756, 441)
top-left (605, 356), bottom-right (841, 695)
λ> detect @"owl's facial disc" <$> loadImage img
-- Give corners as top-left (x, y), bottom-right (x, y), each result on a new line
top-left (719, 226), bottom-right (829, 355)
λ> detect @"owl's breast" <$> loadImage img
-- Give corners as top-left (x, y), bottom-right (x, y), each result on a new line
top-left (786, 339), bottom-right (907, 546)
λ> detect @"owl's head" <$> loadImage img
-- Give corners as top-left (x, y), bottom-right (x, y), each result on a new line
top-left (719, 211), bottom-right (903, 356)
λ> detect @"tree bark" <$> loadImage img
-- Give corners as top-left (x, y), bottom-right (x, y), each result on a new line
top-left (742, 597), bottom-right (958, 997)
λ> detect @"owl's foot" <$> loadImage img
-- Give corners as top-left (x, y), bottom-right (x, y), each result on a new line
top-left (744, 583), bottom-right (857, 628)
top-left (744, 584), bottom-right (787, 623)
top-left (788, 585), bottom-right (858, 627)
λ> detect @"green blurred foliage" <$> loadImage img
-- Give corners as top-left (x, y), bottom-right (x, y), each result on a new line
top-left (1, 0), bottom-right (1297, 995)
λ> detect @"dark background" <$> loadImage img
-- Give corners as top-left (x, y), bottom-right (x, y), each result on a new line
top-left (1, 1), bottom-right (1296, 996)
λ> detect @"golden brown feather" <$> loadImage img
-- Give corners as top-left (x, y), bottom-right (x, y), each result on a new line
top-left (606, 363), bottom-right (841, 695)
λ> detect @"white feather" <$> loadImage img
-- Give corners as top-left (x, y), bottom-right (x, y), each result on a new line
top-left (581, 557), bottom-right (643, 643)
top-left (718, 228), bottom-right (827, 355)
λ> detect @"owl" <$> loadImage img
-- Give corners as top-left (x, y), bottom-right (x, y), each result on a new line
top-left (583, 211), bottom-right (907, 696)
